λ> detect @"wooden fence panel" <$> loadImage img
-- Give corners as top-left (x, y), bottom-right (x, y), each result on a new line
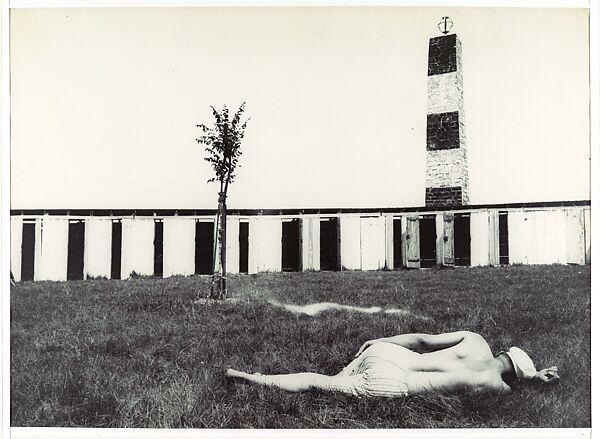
top-left (488, 211), bottom-right (500, 266)
top-left (406, 216), bottom-right (420, 268)
top-left (121, 218), bottom-right (155, 277)
top-left (565, 208), bottom-right (585, 265)
top-left (11, 217), bottom-right (23, 281)
top-left (507, 211), bottom-right (526, 264)
top-left (533, 211), bottom-right (550, 264)
top-left (225, 217), bottom-right (240, 274)
top-left (256, 218), bottom-right (283, 273)
top-left (470, 211), bottom-right (489, 267)
top-left (400, 216), bottom-right (408, 268)
top-left (435, 214), bottom-right (444, 266)
top-left (84, 218), bottom-right (112, 279)
top-left (39, 217), bottom-right (69, 281)
top-left (384, 215), bottom-right (394, 270)
top-left (377, 216), bottom-right (387, 270)
top-left (360, 217), bottom-right (380, 270)
top-left (163, 217), bottom-right (195, 277)
top-left (584, 207), bottom-right (591, 264)
top-left (551, 210), bottom-right (568, 265)
top-left (301, 217), bottom-right (320, 271)
top-left (34, 219), bottom-right (43, 281)
top-left (340, 216), bottom-right (361, 270)
top-left (443, 213), bottom-right (455, 266)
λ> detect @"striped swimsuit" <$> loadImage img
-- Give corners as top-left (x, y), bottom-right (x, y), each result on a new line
top-left (325, 342), bottom-right (415, 398)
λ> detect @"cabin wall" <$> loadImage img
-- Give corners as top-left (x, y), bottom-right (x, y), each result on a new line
top-left (9, 204), bottom-right (591, 282)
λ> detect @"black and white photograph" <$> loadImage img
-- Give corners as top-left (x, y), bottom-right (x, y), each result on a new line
top-left (2, 1), bottom-right (596, 437)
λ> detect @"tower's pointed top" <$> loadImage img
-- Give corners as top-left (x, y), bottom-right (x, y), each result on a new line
top-left (437, 16), bottom-right (453, 35)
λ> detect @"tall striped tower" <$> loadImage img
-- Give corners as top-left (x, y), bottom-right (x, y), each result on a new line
top-left (425, 19), bottom-right (469, 207)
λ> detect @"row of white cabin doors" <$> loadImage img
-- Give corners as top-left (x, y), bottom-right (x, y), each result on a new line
top-left (15, 213), bottom-right (494, 281)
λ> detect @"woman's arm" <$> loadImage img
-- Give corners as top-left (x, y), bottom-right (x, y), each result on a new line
top-left (355, 331), bottom-right (472, 357)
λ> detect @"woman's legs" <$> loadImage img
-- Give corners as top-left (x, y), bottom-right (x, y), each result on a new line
top-left (225, 368), bottom-right (353, 393)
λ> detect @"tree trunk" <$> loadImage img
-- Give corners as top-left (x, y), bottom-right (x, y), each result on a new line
top-left (219, 194), bottom-right (227, 299)
top-left (210, 191), bottom-right (227, 300)
top-left (209, 210), bottom-right (220, 299)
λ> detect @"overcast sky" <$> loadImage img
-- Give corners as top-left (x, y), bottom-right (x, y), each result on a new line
top-left (10, 6), bottom-right (590, 209)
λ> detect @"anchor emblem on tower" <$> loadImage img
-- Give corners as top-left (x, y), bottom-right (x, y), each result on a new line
top-left (437, 16), bottom-right (453, 35)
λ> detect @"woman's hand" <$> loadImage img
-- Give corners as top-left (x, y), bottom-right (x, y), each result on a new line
top-left (535, 366), bottom-right (560, 384)
top-left (354, 338), bottom-right (384, 358)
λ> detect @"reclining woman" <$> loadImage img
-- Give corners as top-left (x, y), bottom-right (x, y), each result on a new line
top-left (226, 331), bottom-right (559, 397)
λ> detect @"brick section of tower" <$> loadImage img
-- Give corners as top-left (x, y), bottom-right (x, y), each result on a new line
top-left (428, 34), bottom-right (457, 76)
top-left (425, 32), bottom-right (469, 207)
top-left (425, 187), bottom-right (463, 207)
top-left (427, 111), bottom-right (460, 150)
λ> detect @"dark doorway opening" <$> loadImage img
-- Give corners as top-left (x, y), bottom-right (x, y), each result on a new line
top-left (67, 220), bottom-right (85, 280)
top-left (393, 218), bottom-right (403, 269)
top-left (499, 212), bottom-right (509, 265)
top-left (282, 219), bottom-right (300, 272)
top-left (21, 222), bottom-right (36, 281)
top-left (154, 220), bottom-right (163, 277)
top-left (320, 218), bottom-right (339, 271)
top-left (195, 221), bottom-right (214, 275)
top-left (419, 216), bottom-right (437, 268)
top-left (454, 213), bottom-right (471, 266)
top-left (111, 220), bottom-right (122, 280)
top-left (239, 221), bottom-right (249, 274)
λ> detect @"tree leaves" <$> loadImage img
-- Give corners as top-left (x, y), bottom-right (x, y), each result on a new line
top-left (195, 102), bottom-right (248, 186)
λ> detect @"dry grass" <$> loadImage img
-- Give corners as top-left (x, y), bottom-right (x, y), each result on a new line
top-left (10, 265), bottom-right (590, 428)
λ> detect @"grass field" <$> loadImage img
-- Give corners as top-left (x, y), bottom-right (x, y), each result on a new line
top-left (10, 265), bottom-right (590, 428)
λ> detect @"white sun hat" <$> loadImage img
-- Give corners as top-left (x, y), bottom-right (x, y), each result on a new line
top-left (505, 347), bottom-right (537, 379)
